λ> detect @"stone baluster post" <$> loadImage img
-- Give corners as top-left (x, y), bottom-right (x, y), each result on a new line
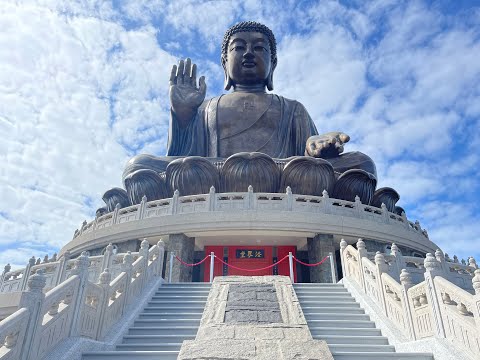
top-left (381, 203), bottom-right (389, 223)
top-left (468, 257), bottom-right (478, 270)
top-left (19, 270), bottom-right (46, 360)
top-left (20, 256), bottom-right (36, 291)
top-left (53, 251), bottom-right (71, 286)
top-left (390, 243), bottom-right (404, 280)
top-left (69, 252), bottom-right (90, 337)
top-left (101, 244), bottom-right (114, 274)
top-left (286, 186), bottom-right (293, 211)
top-left (471, 270), bottom-right (480, 331)
top-left (95, 268), bottom-right (112, 340)
top-left (138, 195), bottom-right (147, 220)
top-left (248, 185), bottom-right (254, 209)
top-left (339, 239), bottom-right (347, 279)
top-left (112, 203), bottom-right (121, 224)
top-left (356, 239), bottom-right (367, 290)
top-left (171, 189), bottom-right (179, 214)
top-left (208, 186), bottom-right (216, 211)
top-left (321, 190), bottom-right (330, 213)
top-left (399, 269), bottom-right (416, 340)
top-left (121, 251), bottom-right (134, 312)
top-left (375, 251), bottom-right (388, 315)
top-left (434, 249), bottom-right (448, 279)
top-left (156, 240), bottom-right (166, 278)
top-left (139, 239), bottom-right (150, 286)
top-left (423, 253), bottom-right (446, 338)
top-left (0, 263), bottom-right (11, 289)
top-left (354, 195), bottom-right (364, 218)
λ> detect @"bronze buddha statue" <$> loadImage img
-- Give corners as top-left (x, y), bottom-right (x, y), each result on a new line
top-left (102, 21), bottom-right (399, 215)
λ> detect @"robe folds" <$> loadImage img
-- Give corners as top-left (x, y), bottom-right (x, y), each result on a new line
top-left (166, 94), bottom-right (318, 158)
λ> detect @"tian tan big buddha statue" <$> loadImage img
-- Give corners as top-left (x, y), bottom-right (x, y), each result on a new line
top-left (98, 21), bottom-right (403, 218)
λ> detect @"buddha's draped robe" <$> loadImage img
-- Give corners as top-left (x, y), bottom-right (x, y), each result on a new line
top-left (167, 94), bottom-right (318, 158)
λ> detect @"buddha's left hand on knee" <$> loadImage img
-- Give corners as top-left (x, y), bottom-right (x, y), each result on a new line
top-left (305, 132), bottom-right (350, 158)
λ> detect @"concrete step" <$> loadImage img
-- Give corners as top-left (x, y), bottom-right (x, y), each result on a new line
top-left (83, 351), bottom-right (178, 359)
top-left (138, 312), bottom-right (203, 320)
top-left (300, 302), bottom-right (361, 310)
top-left (296, 294), bottom-right (356, 301)
top-left (151, 295), bottom-right (208, 300)
top-left (133, 319), bottom-right (200, 327)
top-left (310, 327), bottom-right (382, 336)
top-left (303, 307), bottom-right (365, 314)
top-left (122, 334), bottom-right (195, 344)
top-left (154, 289), bottom-right (211, 295)
top-left (147, 301), bottom-right (207, 308)
top-left (332, 352), bottom-right (434, 360)
top-left (116, 343), bottom-right (182, 351)
top-left (295, 291), bottom-right (350, 297)
top-left (329, 344), bottom-right (395, 353)
top-left (128, 326), bottom-right (198, 336)
top-left (304, 313), bottom-right (370, 321)
top-left (307, 319), bottom-right (376, 328)
top-left (315, 335), bottom-right (389, 345)
top-left (143, 306), bottom-right (205, 313)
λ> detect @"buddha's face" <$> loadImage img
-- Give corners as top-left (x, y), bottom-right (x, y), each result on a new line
top-left (226, 31), bottom-right (272, 87)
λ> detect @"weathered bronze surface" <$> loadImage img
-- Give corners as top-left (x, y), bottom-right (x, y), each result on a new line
top-left (113, 21), bottom-right (398, 210)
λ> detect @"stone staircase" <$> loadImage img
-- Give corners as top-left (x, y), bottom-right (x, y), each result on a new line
top-left (294, 283), bottom-right (434, 360)
top-left (82, 282), bottom-right (211, 360)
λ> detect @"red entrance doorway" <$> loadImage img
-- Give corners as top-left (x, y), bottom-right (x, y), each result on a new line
top-left (203, 246), bottom-right (296, 282)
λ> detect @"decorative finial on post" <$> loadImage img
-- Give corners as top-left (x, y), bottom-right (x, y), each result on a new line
top-left (27, 269), bottom-right (46, 293)
top-left (98, 268), bottom-right (111, 285)
top-left (115, 203), bottom-right (121, 210)
top-left (435, 249), bottom-right (445, 263)
top-left (424, 253), bottom-right (440, 272)
top-left (400, 269), bottom-right (413, 287)
top-left (391, 243), bottom-right (399, 255)
top-left (174, 189), bottom-right (180, 197)
top-left (141, 239), bottom-right (149, 250)
top-left (35, 258), bottom-right (41, 265)
top-left (356, 238), bottom-right (365, 251)
top-left (468, 257), bottom-right (477, 269)
top-left (209, 186), bottom-right (216, 194)
top-left (43, 255), bottom-right (49, 263)
top-left (472, 269), bottom-right (480, 295)
top-left (453, 255), bottom-right (459, 263)
top-left (340, 239), bottom-right (347, 251)
top-left (381, 203), bottom-right (387, 211)
top-left (374, 251), bottom-right (385, 265)
top-left (248, 185), bottom-right (253, 193)
top-left (354, 195), bottom-right (361, 203)
top-left (123, 251), bottom-right (134, 266)
top-left (445, 253), bottom-right (450, 262)
top-left (322, 189), bottom-right (329, 198)
top-left (286, 186), bottom-right (292, 195)
top-left (51, 253), bottom-right (57, 262)
top-left (141, 195), bottom-right (147, 203)
top-left (3, 264), bottom-right (11, 274)
top-left (461, 259), bottom-right (466, 265)
top-left (29, 256), bottom-right (35, 266)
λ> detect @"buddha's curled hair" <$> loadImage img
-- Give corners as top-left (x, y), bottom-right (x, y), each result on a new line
top-left (221, 21), bottom-right (277, 69)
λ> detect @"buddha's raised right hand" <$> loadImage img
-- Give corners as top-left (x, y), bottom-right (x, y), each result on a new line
top-left (169, 58), bottom-right (207, 127)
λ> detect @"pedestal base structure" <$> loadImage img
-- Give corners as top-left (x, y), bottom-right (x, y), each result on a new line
top-left (178, 276), bottom-right (333, 360)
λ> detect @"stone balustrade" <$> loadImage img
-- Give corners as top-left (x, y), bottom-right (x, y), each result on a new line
top-left (340, 239), bottom-right (480, 358)
top-left (63, 187), bottom-right (435, 256)
top-left (0, 240), bottom-right (165, 360)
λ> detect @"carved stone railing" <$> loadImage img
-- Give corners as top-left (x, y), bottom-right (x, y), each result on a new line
top-left (77, 188), bottom-right (428, 238)
top-left (0, 243), bottom-right (142, 295)
top-left (340, 239), bottom-right (480, 358)
top-left (0, 240), bottom-right (165, 360)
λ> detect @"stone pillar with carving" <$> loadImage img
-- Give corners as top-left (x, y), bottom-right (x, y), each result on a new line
top-left (69, 252), bottom-right (90, 337)
top-left (165, 233), bottom-right (195, 283)
top-left (19, 270), bottom-right (46, 360)
top-left (374, 251), bottom-right (388, 315)
top-left (423, 253), bottom-right (446, 338)
top-left (308, 234), bottom-right (337, 283)
top-left (399, 268), bottom-right (416, 340)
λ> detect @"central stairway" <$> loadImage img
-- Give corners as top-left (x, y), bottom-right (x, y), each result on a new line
top-left (82, 282), bottom-right (211, 360)
top-left (294, 283), bottom-right (434, 360)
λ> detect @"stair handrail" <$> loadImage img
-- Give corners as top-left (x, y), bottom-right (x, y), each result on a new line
top-left (340, 238), bottom-right (480, 359)
top-left (0, 240), bottom-right (166, 360)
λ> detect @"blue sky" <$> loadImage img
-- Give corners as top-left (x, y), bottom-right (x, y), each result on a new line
top-left (1, 0), bottom-right (479, 268)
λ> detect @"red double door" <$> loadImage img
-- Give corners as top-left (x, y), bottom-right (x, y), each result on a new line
top-left (204, 245), bottom-right (296, 282)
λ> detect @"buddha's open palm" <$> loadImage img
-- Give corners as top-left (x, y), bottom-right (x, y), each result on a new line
top-left (306, 132), bottom-right (350, 158)
top-left (169, 58), bottom-right (206, 126)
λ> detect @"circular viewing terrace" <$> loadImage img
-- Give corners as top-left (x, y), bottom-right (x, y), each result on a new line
top-left (61, 187), bottom-right (437, 257)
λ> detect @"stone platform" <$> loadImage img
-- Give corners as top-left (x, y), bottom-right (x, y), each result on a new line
top-left (178, 275), bottom-right (333, 360)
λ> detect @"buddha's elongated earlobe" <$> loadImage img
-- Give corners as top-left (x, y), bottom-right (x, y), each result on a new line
top-left (267, 68), bottom-right (275, 91)
top-left (222, 60), bottom-right (233, 90)
top-left (266, 71), bottom-right (274, 91)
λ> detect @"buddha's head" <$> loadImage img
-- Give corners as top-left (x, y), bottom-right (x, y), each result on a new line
top-left (221, 21), bottom-right (277, 91)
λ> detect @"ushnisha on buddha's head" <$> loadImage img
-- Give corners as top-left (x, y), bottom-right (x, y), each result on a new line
top-left (221, 21), bottom-right (277, 91)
